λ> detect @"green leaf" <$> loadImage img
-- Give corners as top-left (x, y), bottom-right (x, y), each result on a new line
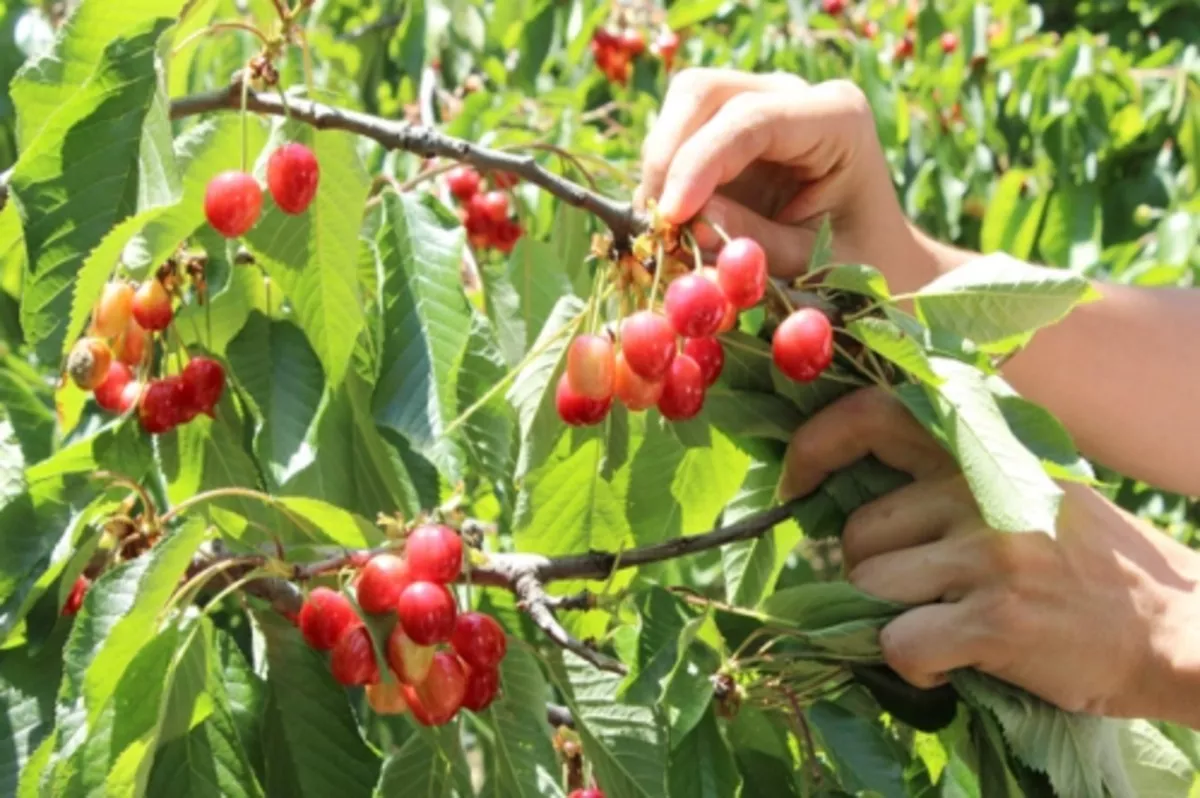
top-left (668, 710), bottom-right (743, 798)
top-left (692, 386), bottom-right (801, 442)
top-left (0, 365), bottom-right (55, 463)
top-left (373, 726), bottom-right (472, 798)
top-left (482, 236), bottom-right (576, 368)
top-left (761, 582), bottom-right (903, 630)
top-left (258, 611), bottom-right (380, 798)
top-left (483, 645), bottom-right (564, 797)
top-left (807, 215), bottom-right (834, 273)
top-left (807, 700), bottom-right (907, 798)
top-left (244, 123), bottom-right (372, 387)
top-left (845, 317), bottom-right (942, 384)
top-left (0, 623), bottom-right (69, 797)
top-left (915, 253), bottom-right (1097, 348)
top-left (923, 358), bottom-right (1063, 534)
top-left (158, 406), bottom-right (264, 518)
top-left (1115, 719), bottom-right (1196, 798)
top-left (371, 191), bottom-right (473, 479)
top-left (455, 313), bottom-right (516, 496)
top-left (514, 0), bottom-right (555, 92)
top-left (1038, 183), bottom-right (1101, 271)
top-left (667, 0), bottom-right (726, 28)
top-left (980, 170), bottom-right (1048, 259)
top-left (620, 587), bottom-right (695, 706)
top-left (988, 379), bottom-right (1094, 483)
top-left (821, 263), bottom-right (891, 301)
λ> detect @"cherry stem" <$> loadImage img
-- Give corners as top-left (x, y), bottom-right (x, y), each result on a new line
top-left (170, 22), bottom-right (270, 57)
top-left (92, 470), bottom-right (157, 522)
top-left (648, 241), bottom-right (665, 307)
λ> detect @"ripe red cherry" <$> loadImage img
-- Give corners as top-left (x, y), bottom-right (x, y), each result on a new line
top-left (555, 374), bottom-right (612, 426)
top-left (862, 20), bottom-right (879, 39)
top-left (613, 352), bottom-right (663, 411)
top-left (204, 170), bottom-right (263, 237)
top-left (773, 308), bottom-right (834, 382)
top-left (115, 318), bottom-right (148, 366)
top-left (330, 625), bottom-right (380, 686)
top-left (67, 337), bottom-right (112, 391)
top-left (401, 652), bottom-right (467, 726)
top-left (479, 191), bottom-right (509, 223)
top-left (620, 29), bottom-right (646, 56)
top-left (137, 377), bottom-right (185, 434)
top-left (716, 238), bottom-right (768, 310)
top-left (446, 165), bottom-right (482, 202)
top-left (822, 0), bottom-right (846, 14)
top-left (569, 789), bottom-right (606, 798)
top-left (493, 219), bottom-right (523, 254)
top-left (387, 623), bottom-right (435, 684)
top-left (894, 34), bottom-right (914, 60)
top-left (118, 381), bottom-right (143, 414)
top-left (940, 31), bottom-right (959, 54)
top-left (397, 582), bottom-right (458, 645)
top-left (93, 282), bottom-right (134, 338)
top-left (366, 675), bottom-right (409, 715)
top-left (181, 357), bottom-right (225, 418)
top-left (657, 354), bottom-right (706, 421)
top-left (682, 337), bottom-right (724, 387)
top-left (451, 612), bottom-right (508, 669)
top-left (298, 586), bottom-right (360, 651)
top-left (94, 362), bottom-right (134, 412)
top-left (566, 334), bottom-right (616, 400)
top-left (355, 553), bottom-right (412, 614)
top-left (461, 665), bottom-right (501, 712)
top-left (664, 273), bottom-right (726, 338)
top-left (405, 524), bottom-right (463, 583)
top-left (267, 143), bottom-right (320, 214)
top-left (655, 30), bottom-right (680, 66)
top-left (620, 311), bottom-right (676, 380)
top-left (131, 279), bottom-right (173, 332)
top-left (62, 575), bottom-right (90, 616)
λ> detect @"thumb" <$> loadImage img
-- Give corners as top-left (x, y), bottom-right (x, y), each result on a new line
top-left (691, 195), bottom-right (815, 280)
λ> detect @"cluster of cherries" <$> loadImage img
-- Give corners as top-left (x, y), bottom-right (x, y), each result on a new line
top-left (297, 524), bottom-right (507, 726)
top-left (67, 278), bottom-right (227, 435)
top-left (445, 166), bottom-right (523, 254)
top-left (203, 141), bottom-right (320, 238)
top-left (556, 236), bottom-right (835, 427)
top-left (820, 0), bottom-right (958, 59)
top-left (589, 26), bottom-right (680, 84)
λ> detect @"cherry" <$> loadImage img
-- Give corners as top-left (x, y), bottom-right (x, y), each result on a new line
top-left (118, 381), bottom-right (143, 414)
top-left (620, 29), bottom-right (646, 57)
top-left (94, 361), bottom-right (134, 412)
top-left (613, 352), bottom-right (663, 411)
top-left (204, 170), bottom-right (263, 237)
top-left (451, 612), bottom-right (507, 670)
top-left (655, 30), bottom-right (680, 67)
top-left (405, 524), bottom-right (463, 583)
top-left (567, 334), bottom-right (616, 400)
top-left (664, 273), bottom-right (726, 338)
top-left (461, 665), bottom-right (500, 712)
top-left (822, 0), bottom-right (846, 14)
top-left (682, 337), bottom-right (724, 387)
top-left (170, 375), bottom-right (200, 425)
top-left (181, 357), bottom-right (225, 419)
top-left (940, 31), bottom-right (959, 54)
top-left (397, 581), bottom-right (458, 645)
top-left (93, 282), bottom-right (134, 338)
top-left (62, 575), bottom-right (89, 616)
top-left (298, 586), bottom-right (360, 651)
top-left (365, 675), bottom-right (409, 715)
top-left (772, 308), bottom-right (834, 382)
top-left (620, 310), bottom-right (676, 380)
top-left (330, 625), bottom-right (380, 687)
top-left (267, 143), bottom-right (320, 214)
top-left (401, 652), bottom-right (467, 726)
top-left (131, 279), bottom-right (173, 332)
top-left (387, 623), bottom-right (435, 684)
top-left (862, 20), bottom-right (879, 39)
top-left (715, 297), bottom-right (738, 333)
top-left (67, 337), bottom-right (112, 391)
top-left (479, 191), bottom-right (509, 224)
top-left (657, 354), bottom-right (706, 421)
top-left (446, 165), bottom-right (482, 202)
top-left (356, 553), bottom-right (413, 614)
top-left (894, 34), bottom-right (915, 60)
top-left (716, 238), bottom-right (768, 310)
top-left (490, 171), bottom-right (519, 190)
top-left (115, 318), bottom-right (148, 366)
top-left (493, 220), bottom-right (523, 254)
top-left (568, 789), bottom-right (606, 798)
top-left (555, 374), bottom-right (612, 426)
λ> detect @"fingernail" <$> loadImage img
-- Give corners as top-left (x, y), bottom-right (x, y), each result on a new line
top-left (658, 185), bottom-right (684, 222)
top-left (692, 199), bottom-right (726, 250)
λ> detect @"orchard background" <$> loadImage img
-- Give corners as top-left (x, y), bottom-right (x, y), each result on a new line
top-left (1, 0), bottom-right (1200, 796)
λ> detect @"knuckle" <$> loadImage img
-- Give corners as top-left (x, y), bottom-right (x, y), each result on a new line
top-left (842, 504), bottom-right (882, 566)
top-left (976, 533), bottom-right (1028, 577)
top-left (825, 78), bottom-right (871, 118)
top-left (669, 67), bottom-right (714, 98)
top-left (839, 387), bottom-right (893, 432)
top-left (977, 587), bottom-right (1027, 642)
top-left (879, 624), bottom-right (934, 687)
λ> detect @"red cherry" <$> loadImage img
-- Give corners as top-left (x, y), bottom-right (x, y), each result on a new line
top-left (137, 377), bottom-right (186, 434)
top-left (330, 625), bottom-right (380, 687)
top-left (181, 357), bottom-right (225, 418)
top-left (67, 337), bottom-right (112, 391)
top-left (490, 171), bottom-right (519, 190)
top-left (555, 374), bottom-right (612, 426)
top-left (894, 34), bottom-right (914, 60)
top-left (716, 238), bottom-right (768, 310)
top-left (613, 351), bottom-right (663, 411)
top-left (461, 665), bottom-right (501, 712)
top-left (493, 220), bottom-right (523, 254)
top-left (298, 587), bottom-right (360, 651)
top-left (940, 31), bottom-right (959, 54)
top-left (93, 282), bottom-right (134, 338)
top-left (446, 165), bottom-right (482, 202)
top-left (657, 354), bottom-right (706, 421)
top-left (62, 575), bottom-right (89, 616)
top-left (366, 675), bottom-right (410, 715)
top-left (118, 381), bottom-right (143, 414)
top-left (405, 524), bottom-right (463, 583)
top-left (115, 318), bottom-right (148, 366)
top-left (664, 273), bottom-right (726, 338)
top-left (620, 29), bottom-right (646, 56)
top-left (356, 553), bottom-right (413, 614)
top-left (131, 279), bottom-right (173, 332)
top-left (387, 623), bottom-right (436, 684)
top-left (397, 582), bottom-right (458, 645)
top-left (266, 143), bottom-right (320, 215)
top-left (620, 310), bottom-right (676, 380)
top-left (569, 789), bottom-right (606, 798)
top-left (655, 30), bottom-right (680, 66)
top-left (401, 652), bottom-right (467, 726)
top-left (94, 362), bottom-right (134, 412)
top-left (862, 20), bottom-right (879, 39)
top-left (822, 0), bottom-right (846, 14)
top-left (772, 308), bottom-right (834, 382)
top-left (451, 612), bottom-right (508, 670)
top-left (204, 170), bottom-right (263, 237)
top-left (715, 297), bottom-right (738, 333)
top-left (479, 191), bottom-right (509, 223)
top-left (566, 334), bottom-right (616, 400)
top-left (682, 337), bottom-right (724, 387)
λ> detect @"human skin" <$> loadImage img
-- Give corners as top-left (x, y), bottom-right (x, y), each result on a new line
top-left (638, 68), bottom-right (1200, 727)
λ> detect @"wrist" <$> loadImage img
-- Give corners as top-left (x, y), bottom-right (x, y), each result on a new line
top-left (1142, 548), bottom-right (1200, 728)
top-left (889, 223), bottom-right (974, 295)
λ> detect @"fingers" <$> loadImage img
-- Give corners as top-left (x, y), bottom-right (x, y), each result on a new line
top-left (848, 533), bottom-right (988, 605)
top-left (841, 476), bottom-right (973, 570)
top-left (878, 601), bottom-right (992, 689)
top-left (690, 195), bottom-right (815, 277)
top-left (640, 69), bottom-right (806, 206)
top-left (778, 388), bottom-right (956, 501)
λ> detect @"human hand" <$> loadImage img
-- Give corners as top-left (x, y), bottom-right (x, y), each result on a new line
top-left (778, 387), bottom-right (1200, 727)
top-left (638, 69), bottom-right (964, 293)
